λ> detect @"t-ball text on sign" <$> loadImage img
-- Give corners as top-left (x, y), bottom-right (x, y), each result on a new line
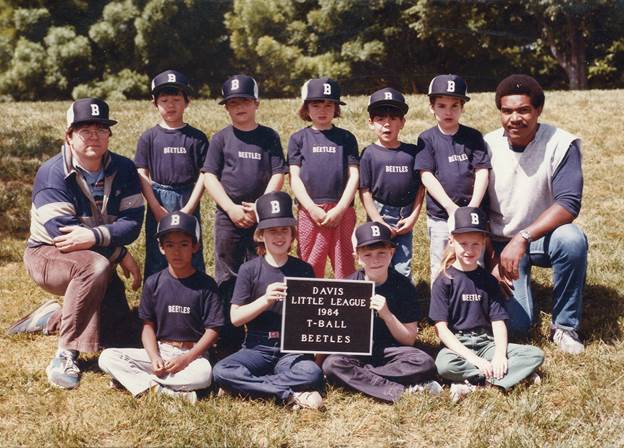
top-left (281, 277), bottom-right (374, 355)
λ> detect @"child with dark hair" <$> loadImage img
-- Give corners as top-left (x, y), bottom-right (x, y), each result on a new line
top-left (135, 69), bottom-right (208, 279)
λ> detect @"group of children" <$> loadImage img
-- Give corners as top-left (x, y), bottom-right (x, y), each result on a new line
top-left (34, 69), bottom-right (547, 406)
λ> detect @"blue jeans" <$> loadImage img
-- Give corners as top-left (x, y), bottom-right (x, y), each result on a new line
top-left (144, 182), bottom-right (205, 279)
top-left (373, 201), bottom-right (414, 277)
top-left (493, 223), bottom-right (588, 335)
top-left (212, 333), bottom-right (324, 403)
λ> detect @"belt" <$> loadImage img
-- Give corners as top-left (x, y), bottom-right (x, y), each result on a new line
top-left (160, 340), bottom-right (195, 349)
top-left (455, 327), bottom-right (490, 336)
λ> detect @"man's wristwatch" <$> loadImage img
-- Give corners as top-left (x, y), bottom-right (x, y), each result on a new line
top-left (519, 229), bottom-right (533, 243)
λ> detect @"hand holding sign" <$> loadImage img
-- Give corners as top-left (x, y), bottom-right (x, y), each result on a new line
top-left (370, 294), bottom-right (390, 320)
top-left (265, 282), bottom-right (287, 305)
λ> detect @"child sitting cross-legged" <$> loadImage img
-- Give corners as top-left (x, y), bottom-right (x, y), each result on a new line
top-left (212, 192), bottom-right (324, 410)
top-left (322, 222), bottom-right (441, 403)
top-left (99, 212), bottom-right (224, 404)
top-left (429, 207), bottom-right (544, 402)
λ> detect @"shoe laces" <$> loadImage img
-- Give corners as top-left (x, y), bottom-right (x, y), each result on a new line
top-left (60, 351), bottom-right (80, 376)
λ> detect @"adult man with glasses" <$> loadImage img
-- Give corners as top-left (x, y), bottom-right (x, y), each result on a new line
top-left (8, 98), bottom-right (145, 389)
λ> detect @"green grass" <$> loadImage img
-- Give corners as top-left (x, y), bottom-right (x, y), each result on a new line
top-left (1, 91), bottom-right (623, 447)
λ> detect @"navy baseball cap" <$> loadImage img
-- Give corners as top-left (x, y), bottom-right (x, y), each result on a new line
top-left (367, 88), bottom-right (409, 115)
top-left (151, 69), bottom-right (191, 96)
top-left (301, 77), bottom-right (346, 105)
top-left (255, 192), bottom-right (296, 230)
top-left (354, 222), bottom-right (395, 248)
top-left (66, 98), bottom-right (117, 129)
top-left (156, 211), bottom-right (201, 243)
top-left (428, 74), bottom-right (470, 101)
top-left (450, 207), bottom-right (488, 235)
top-left (219, 75), bottom-right (259, 104)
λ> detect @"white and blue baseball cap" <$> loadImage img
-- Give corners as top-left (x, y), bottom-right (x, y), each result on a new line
top-left (219, 75), bottom-right (259, 104)
top-left (428, 74), bottom-right (470, 101)
top-left (367, 87), bottom-right (409, 115)
top-left (354, 222), bottom-right (395, 248)
top-left (156, 211), bottom-right (201, 243)
top-left (255, 192), bottom-right (296, 230)
top-left (66, 98), bottom-right (117, 129)
top-left (301, 77), bottom-right (346, 105)
top-left (151, 69), bottom-right (191, 96)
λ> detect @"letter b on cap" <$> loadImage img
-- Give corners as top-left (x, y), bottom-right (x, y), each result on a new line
top-left (168, 73), bottom-right (176, 83)
top-left (371, 225), bottom-right (380, 237)
top-left (90, 104), bottom-right (100, 116)
top-left (323, 83), bottom-right (331, 95)
top-left (447, 80), bottom-right (456, 92)
top-left (232, 79), bottom-right (239, 90)
top-left (384, 92), bottom-right (393, 100)
top-left (171, 214), bottom-right (180, 225)
top-left (270, 200), bottom-right (280, 214)
top-left (470, 213), bottom-right (479, 224)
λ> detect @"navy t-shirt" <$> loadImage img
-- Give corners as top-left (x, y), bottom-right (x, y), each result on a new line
top-left (138, 269), bottom-right (225, 342)
top-left (415, 125), bottom-right (491, 220)
top-left (288, 126), bottom-right (359, 203)
top-left (134, 124), bottom-right (209, 186)
top-left (359, 143), bottom-right (422, 207)
top-left (349, 268), bottom-right (421, 351)
top-left (201, 125), bottom-right (287, 204)
top-left (232, 256), bottom-right (315, 334)
top-left (428, 266), bottom-right (508, 332)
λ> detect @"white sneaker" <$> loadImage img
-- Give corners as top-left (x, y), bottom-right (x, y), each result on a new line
top-left (46, 350), bottom-right (80, 389)
top-left (449, 382), bottom-right (476, 403)
top-left (151, 384), bottom-right (197, 405)
top-left (289, 391), bottom-right (324, 410)
top-left (406, 380), bottom-right (443, 396)
top-left (7, 300), bottom-right (61, 335)
top-left (552, 328), bottom-right (584, 355)
top-left (528, 372), bottom-right (541, 385)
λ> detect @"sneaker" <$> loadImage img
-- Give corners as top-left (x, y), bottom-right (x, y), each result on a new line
top-left (288, 391), bottom-right (324, 410)
top-left (46, 350), bottom-right (80, 389)
top-left (552, 328), bottom-right (584, 355)
top-left (406, 380), bottom-right (443, 396)
top-left (7, 300), bottom-right (60, 335)
top-left (151, 384), bottom-right (197, 405)
top-left (449, 382), bottom-right (476, 403)
top-left (528, 372), bottom-right (541, 385)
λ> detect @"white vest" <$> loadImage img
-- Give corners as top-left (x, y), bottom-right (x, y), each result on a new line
top-left (485, 123), bottom-right (580, 239)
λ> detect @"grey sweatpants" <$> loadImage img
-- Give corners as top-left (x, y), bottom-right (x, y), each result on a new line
top-left (98, 343), bottom-right (213, 396)
top-left (435, 331), bottom-right (544, 390)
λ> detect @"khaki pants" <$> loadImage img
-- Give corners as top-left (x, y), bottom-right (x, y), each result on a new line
top-left (24, 245), bottom-right (131, 353)
top-left (99, 343), bottom-right (213, 396)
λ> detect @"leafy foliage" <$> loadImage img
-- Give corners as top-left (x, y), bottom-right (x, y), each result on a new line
top-left (0, 0), bottom-right (623, 99)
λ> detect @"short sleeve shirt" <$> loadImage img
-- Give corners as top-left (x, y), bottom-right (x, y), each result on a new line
top-left (232, 256), bottom-right (315, 334)
top-left (138, 269), bottom-right (224, 342)
top-left (359, 143), bottom-right (422, 207)
top-left (415, 125), bottom-right (491, 219)
top-left (201, 125), bottom-right (287, 204)
top-left (428, 266), bottom-right (508, 332)
top-left (288, 126), bottom-right (359, 203)
top-left (349, 268), bottom-right (421, 350)
top-left (134, 124), bottom-right (209, 186)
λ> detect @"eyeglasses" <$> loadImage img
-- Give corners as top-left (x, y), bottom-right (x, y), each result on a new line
top-left (76, 128), bottom-right (109, 139)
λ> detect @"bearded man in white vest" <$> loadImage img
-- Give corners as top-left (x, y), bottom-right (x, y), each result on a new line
top-left (485, 74), bottom-right (587, 355)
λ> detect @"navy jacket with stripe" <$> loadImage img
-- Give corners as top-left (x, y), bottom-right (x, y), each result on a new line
top-left (28, 145), bottom-right (145, 263)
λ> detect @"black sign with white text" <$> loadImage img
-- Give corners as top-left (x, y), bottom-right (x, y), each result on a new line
top-left (281, 277), bottom-right (374, 355)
